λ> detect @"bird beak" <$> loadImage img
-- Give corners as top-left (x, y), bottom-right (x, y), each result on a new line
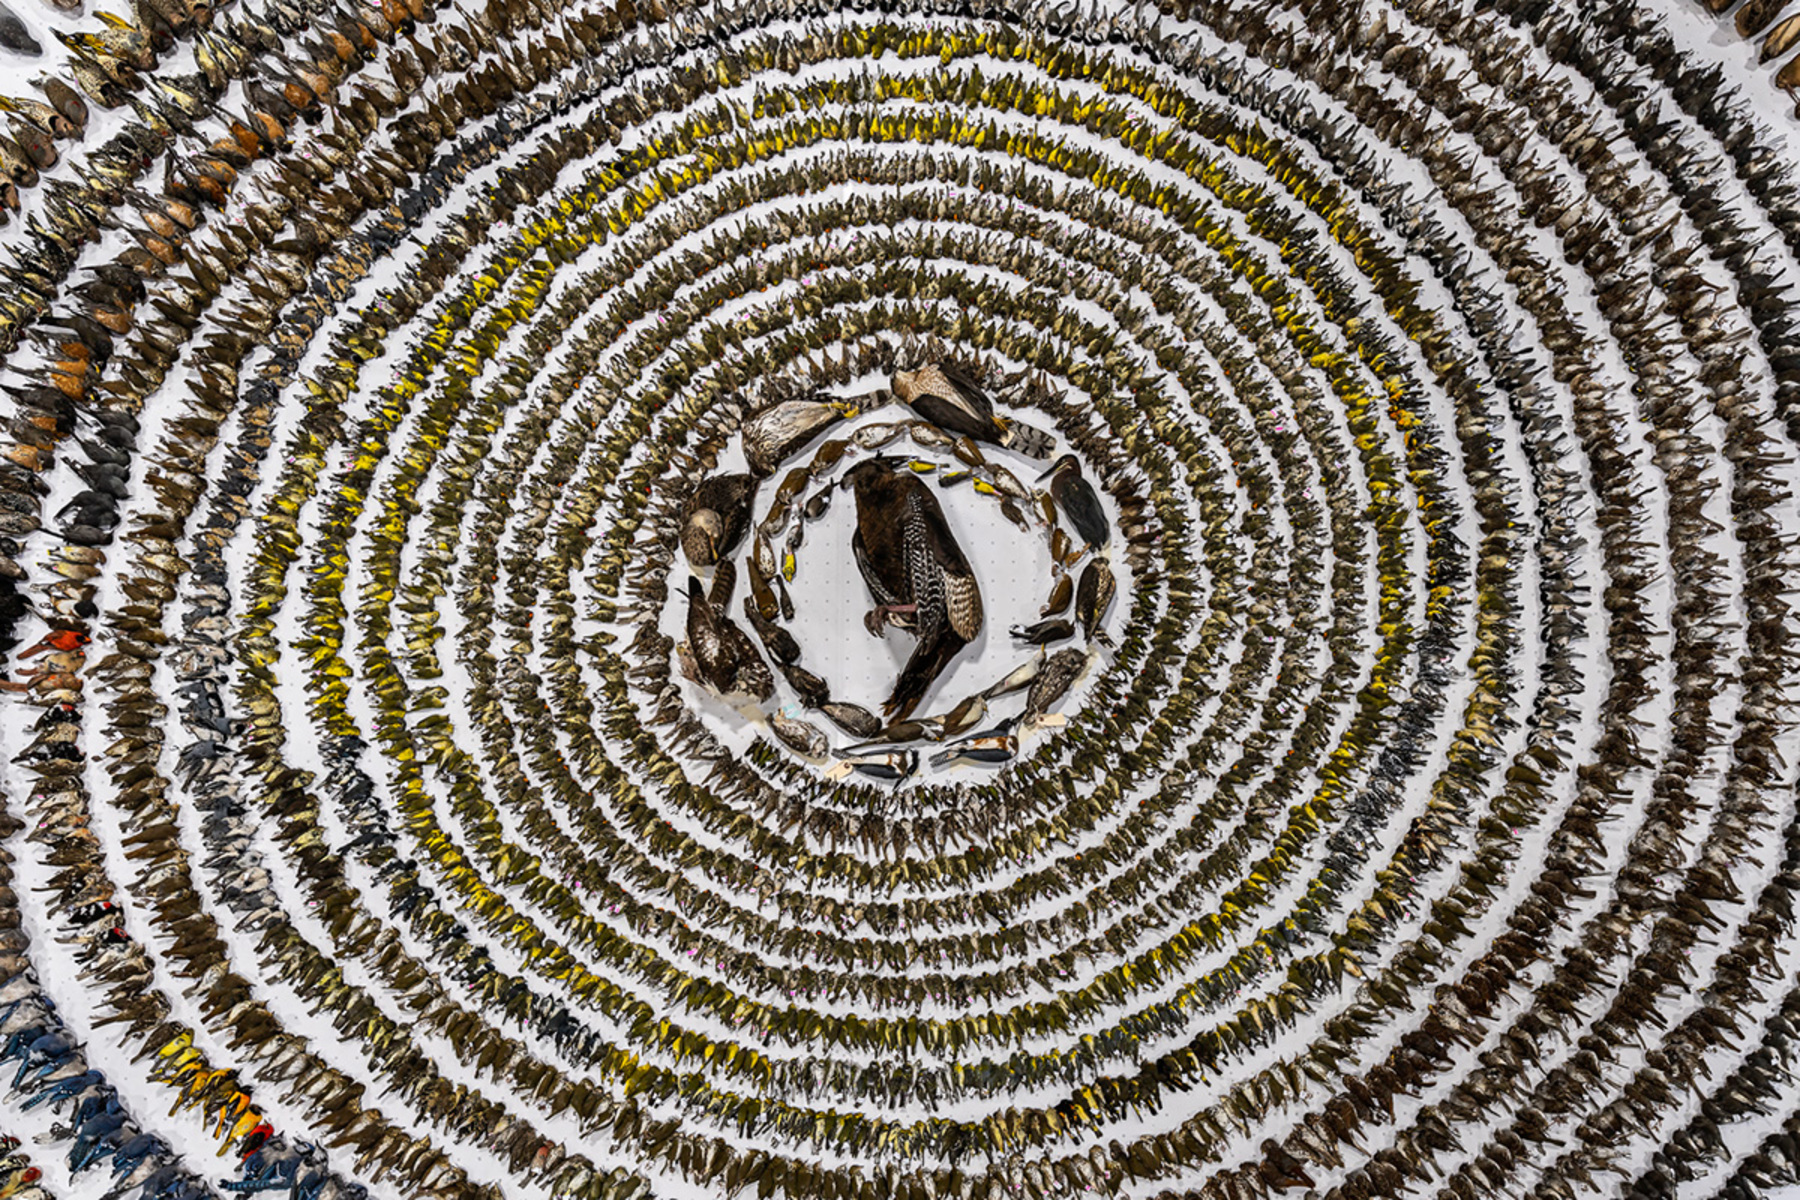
top-left (1035, 463), bottom-right (1058, 482)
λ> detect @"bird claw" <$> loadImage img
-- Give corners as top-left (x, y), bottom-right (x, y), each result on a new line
top-left (865, 604), bottom-right (917, 636)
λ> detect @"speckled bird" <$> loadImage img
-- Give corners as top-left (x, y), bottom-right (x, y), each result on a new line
top-left (843, 456), bottom-right (983, 720)
top-left (741, 396), bottom-right (856, 476)
top-left (892, 362), bottom-right (1052, 459)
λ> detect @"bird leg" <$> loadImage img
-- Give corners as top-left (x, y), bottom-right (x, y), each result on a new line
top-left (843, 387), bottom-right (893, 412)
top-left (865, 604), bottom-right (916, 636)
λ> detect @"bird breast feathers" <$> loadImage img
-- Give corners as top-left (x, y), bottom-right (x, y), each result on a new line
top-left (902, 490), bottom-right (982, 641)
top-left (945, 572), bottom-right (982, 641)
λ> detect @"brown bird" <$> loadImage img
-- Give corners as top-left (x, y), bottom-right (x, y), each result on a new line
top-left (679, 576), bottom-right (772, 702)
top-left (1024, 648), bottom-right (1087, 723)
top-left (892, 362), bottom-right (1053, 458)
top-left (679, 472), bottom-right (755, 568)
top-left (843, 457), bottom-right (982, 720)
top-left (740, 396), bottom-right (854, 476)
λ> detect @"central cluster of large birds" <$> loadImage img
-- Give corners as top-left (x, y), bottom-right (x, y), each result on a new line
top-left (674, 362), bottom-right (1116, 779)
top-left (1, 0), bottom-right (1800, 1200)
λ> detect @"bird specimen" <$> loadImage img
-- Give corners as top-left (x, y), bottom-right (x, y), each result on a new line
top-left (892, 361), bottom-right (1054, 459)
top-left (1037, 453), bottom-right (1107, 550)
top-left (842, 456), bottom-right (983, 720)
top-left (679, 576), bottom-right (773, 702)
top-left (679, 472), bottom-right (756, 568)
top-left (741, 396), bottom-right (856, 477)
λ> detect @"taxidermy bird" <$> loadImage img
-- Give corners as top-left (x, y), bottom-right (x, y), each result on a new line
top-left (741, 396), bottom-right (856, 476)
top-left (1038, 453), bottom-right (1108, 549)
top-left (892, 362), bottom-right (1053, 459)
top-left (680, 472), bottom-right (756, 568)
top-left (843, 456), bottom-right (983, 720)
top-left (679, 576), bottom-right (774, 702)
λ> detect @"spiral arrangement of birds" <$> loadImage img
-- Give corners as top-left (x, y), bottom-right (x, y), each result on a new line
top-left (3, 0), bottom-right (1800, 1198)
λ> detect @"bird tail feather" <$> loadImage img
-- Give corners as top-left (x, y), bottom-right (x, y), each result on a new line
top-left (999, 419), bottom-right (1055, 460)
top-left (886, 635), bottom-right (961, 720)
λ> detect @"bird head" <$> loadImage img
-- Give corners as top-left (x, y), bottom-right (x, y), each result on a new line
top-left (840, 456), bottom-right (898, 492)
top-left (891, 368), bottom-right (918, 402)
top-left (1037, 453), bottom-right (1080, 482)
top-left (681, 509), bottom-right (723, 566)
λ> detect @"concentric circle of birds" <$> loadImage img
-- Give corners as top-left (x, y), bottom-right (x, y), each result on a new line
top-left (3, 1), bottom-right (1800, 1200)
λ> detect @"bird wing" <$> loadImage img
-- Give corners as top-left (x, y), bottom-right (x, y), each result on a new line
top-left (944, 571), bottom-right (983, 641)
top-left (902, 484), bottom-right (983, 642)
top-left (936, 361), bottom-right (993, 420)
top-left (853, 527), bottom-right (904, 609)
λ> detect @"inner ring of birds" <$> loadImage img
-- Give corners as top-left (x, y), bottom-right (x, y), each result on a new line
top-left (661, 375), bottom-right (1124, 784)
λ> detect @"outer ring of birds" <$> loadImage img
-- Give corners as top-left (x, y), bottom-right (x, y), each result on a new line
top-left (3, 2), bottom-right (1800, 1200)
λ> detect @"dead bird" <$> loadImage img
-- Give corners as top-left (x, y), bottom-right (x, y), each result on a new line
top-left (1024, 648), bottom-right (1087, 723)
top-left (820, 700), bottom-right (881, 739)
top-left (0, 4), bottom-right (40, 54)
top-left (741, 396), bottom-right (856, 476)
top-left (1038, 453), bottom-right (1108, 548)
top-left (1010, 617), bottom-right (1075, 645)
top-left (778, 660), bottom-right (829, 708)
top-left (742, 598), bottom-right (800, 665)
top-left (840, 716), bottom-right (943, 750)
top-left (679, 576), bottom-right (773, 702)
top-left (680, 472), bottom-right (756, 568)
top-left (843, 456), bottom-right (983, 720)
top-left (982, 649), bottom-right (1044, 699)
top-left (929, 732), bottom-right (1017, 769)
top-left (1075, 558), bottom-right (1116, 643)
top-left (839, 749), bottom-right (917, 783)
top-left (892, 361), bottom-right (1052, 458)
top-left (769, 711), bottom-right (828, 759)
top-left (932, 692), bottom-right (987, 739)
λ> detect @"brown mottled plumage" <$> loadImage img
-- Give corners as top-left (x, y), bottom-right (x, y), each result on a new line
top-left (843, 457), bottom-right (983, 720)
top-left (740, 397), bottom-right (854, 476)
top-left (1024, 648), bottom-right (1086, 722)
top-left (680, 472), bottom-right (755, 568)
top-left (680, 576), bottom-right (773, 701)
top-left (892, 362), bottom-right (1052, 459)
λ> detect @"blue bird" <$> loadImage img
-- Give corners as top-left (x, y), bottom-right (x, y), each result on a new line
top-left (22, 1068), bottom-right (102, 1109)
top-left (0, 1027), bottom-right (44, 1063)
top-left (69, 1112), bottom-right (127, 1172)
top-left (110, 1131), bottom-right (164, 1174)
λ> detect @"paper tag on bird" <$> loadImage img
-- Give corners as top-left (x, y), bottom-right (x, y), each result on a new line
top-left (1038, 713), bottom-right (1067, 727)
top-left (824, 761), bottom-right (853, 782)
